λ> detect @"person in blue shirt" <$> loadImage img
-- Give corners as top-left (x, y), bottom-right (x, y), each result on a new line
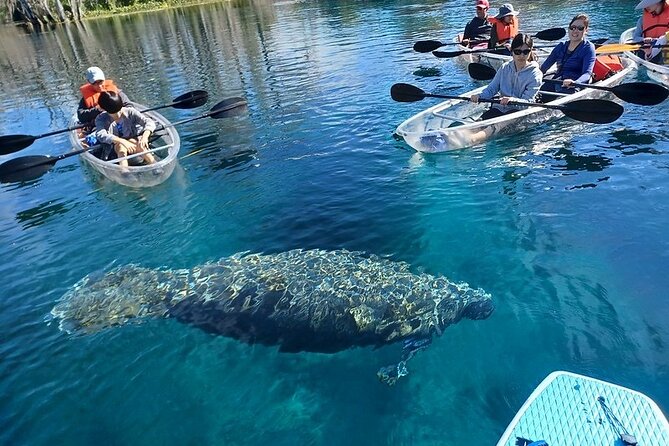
top-left (540, 14), bottom-right (596, 93)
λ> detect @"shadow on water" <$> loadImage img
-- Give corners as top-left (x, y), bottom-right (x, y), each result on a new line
top-left (15, 199), bottom-right (75, 229)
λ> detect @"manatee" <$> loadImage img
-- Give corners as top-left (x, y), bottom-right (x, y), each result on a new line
top-left (51, 249), bottom-right (494, 385)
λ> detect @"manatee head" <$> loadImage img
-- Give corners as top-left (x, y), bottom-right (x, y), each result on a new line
top-left (51, 265), bottom-right (186, 334)
top-left (431, 279), bottom-right (494, 333)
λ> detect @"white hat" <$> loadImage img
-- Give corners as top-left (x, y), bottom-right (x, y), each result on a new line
top-left (636, 0), bottom-right (663, 9)
top-left (496, 3), bottom-right (519, 19)
top-left (85, 66), bottom-right (105, 84)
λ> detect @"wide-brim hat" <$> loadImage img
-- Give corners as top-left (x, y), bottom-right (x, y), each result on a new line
top-left (636, 0), bottom-right (662, 9)
top-left (495, 3), bottom-right (519, 18)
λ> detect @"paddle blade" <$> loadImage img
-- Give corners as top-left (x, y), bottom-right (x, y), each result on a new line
top-left (413, 40), bottom-right (444, 53)
top-left (612, 82), bottom-right (669, 105)
top-left (0, 134), bottom-right (38, 155)
top-left (561, 99), bottom-right (624, 124)
top-left (432, 50), bottom-right (464, 58)
top-left (534, 27), bottom-right (566, 41)
top-left (390, 83), bottom-right (426, 102)
top-left (210, 97), bottom-right (248, 119)
top-left (171, 90), bottom-right (209, 109)
top-left (468, 63), bottom-right (496, 80)
top-left (0, 155), bottom-right (55, 183)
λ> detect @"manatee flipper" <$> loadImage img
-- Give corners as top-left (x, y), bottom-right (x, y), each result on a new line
top-left (377, 337), bottom-right (433, 386)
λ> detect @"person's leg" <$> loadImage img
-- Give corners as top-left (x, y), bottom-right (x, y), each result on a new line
top-left (479, 107), bottom-right (505, 120)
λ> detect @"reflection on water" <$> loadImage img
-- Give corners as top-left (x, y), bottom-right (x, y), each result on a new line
top-left (15, 198), bottom-right (74, 229)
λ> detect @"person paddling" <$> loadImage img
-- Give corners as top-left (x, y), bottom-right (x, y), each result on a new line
top-left (471, 33), bottom-right (542, 120)
top-left (462, 0), bottom-right (493, 48)
top-left (94, 91), bottom-right (156, 168)
top-left (77, 67), bottom-right (130, 127)
top-left (632, 0), bottom-right (669, 63)
top-left (540, 14), bottom-right (596, 93)
top-left (489, 3), bottom-right (520, 53)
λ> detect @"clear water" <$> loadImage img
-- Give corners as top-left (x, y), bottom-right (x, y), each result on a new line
top-left (1, 0), bottom-right (668, 444)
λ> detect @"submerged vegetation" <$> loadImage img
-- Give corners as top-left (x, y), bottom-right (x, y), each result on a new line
top-left (0, 0), bottom-right (225, 30)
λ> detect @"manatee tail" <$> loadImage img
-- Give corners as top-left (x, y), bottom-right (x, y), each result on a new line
top-left (51, 265), bottom-right (177, 334)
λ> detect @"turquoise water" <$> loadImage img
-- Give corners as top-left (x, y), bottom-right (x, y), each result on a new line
top-left (1, 0), bottom-right (668, 444)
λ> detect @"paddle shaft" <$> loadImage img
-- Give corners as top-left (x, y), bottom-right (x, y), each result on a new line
top-left (421, 92), bottom-right (576, 113)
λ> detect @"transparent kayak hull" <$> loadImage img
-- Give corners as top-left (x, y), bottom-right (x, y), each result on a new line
top-left (395, 57), bottom-right (635, 153)
top-left (620, 27), bottom-right (669, 87)
top-left (68, 106), bottom-right (180, 187)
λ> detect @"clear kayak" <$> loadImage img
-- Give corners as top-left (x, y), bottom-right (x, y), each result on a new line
top-left (452, 34), bottom-right (552, 72)
top-left (68, 105), bottom-right (180, 187)
top-left (395, 57), bottom-right (635, 153)
top-left (496, 371), bottom-right (669, 446)
top-left (620, 27), bottom-right (669, 87)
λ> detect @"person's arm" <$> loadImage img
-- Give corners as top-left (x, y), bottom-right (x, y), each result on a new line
top-left (128, 108), bottom-right (156, 149)
top-left (463, 20), bottom-right (474, 41)
top-left (488, 19), bottom-right (499, 48)
top-left (94, 114), bottom-right (115, 145)
top-left (539, 44), bottom-right (561, 74)
top-left (632, 16), bottom-right (644, 41)
top-left (77, 97), bottom-right (100, 124)
top-left (574, 43), bottom-right (596, 84)
top-left (118, 89), bottom-right (131, 106)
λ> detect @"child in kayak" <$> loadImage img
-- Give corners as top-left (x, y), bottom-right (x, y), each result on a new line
top-left (93, 91), bottom-right (157, 168)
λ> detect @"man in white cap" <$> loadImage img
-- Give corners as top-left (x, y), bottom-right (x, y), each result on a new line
top-left (462, 0), bottom-right (493, 47)
top-left (489, 3), bottom-right (520, 51)
top-left (632, 0), bottom-right (669, 62)
top-left (77, 66), bottom-right (130, 127)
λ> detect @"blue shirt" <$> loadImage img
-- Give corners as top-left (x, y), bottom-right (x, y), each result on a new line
top-left (540, 40), bottom-right (596, 84)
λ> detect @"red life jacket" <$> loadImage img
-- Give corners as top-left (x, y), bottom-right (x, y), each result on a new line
top-left (491, 17), bottom-right (519, 43)
top-left (79, 80), bottom-right (120, 108)
top-left (642, 3), bottom-right (669, 39)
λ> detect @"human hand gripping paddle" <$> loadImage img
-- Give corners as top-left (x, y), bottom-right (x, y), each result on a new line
top-left (0, 90), bottom-right (209, 156)
top-left (414, 27), bottom-right (567, 54)
top-left (466, 62), bottom-right (669, 106)
top-left (0, 97), bottom-right (248, 184)
top-left (390, 83), bottom-right (623, 124)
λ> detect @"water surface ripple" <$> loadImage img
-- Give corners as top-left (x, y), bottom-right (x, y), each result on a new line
top-left (0, 0), bottom-right (668, 444)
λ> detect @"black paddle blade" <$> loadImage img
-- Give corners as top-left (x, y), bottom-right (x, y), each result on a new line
top-left (432, 50), bottom-right (464, 58)
top-left (0, 155), bottom-right (55, 183)
top-left (468, 63), bottom-right (497, 80)
top-left (591, 38), bottom-right (609, 47)
top-left (534, 27), bottom-right (566, 41)
top-left (413, 40), bottom-right (444, 53)
top-left (210, 97), bottom-right (248, 118)
top-left (562, 99), bottom-right (624, 124)
top-left (390, 83), bottom-right (426, 102)
top-left (0, 134), bottom-right (38, 155)
top-left (171, 90), bottom-right (209, 109)
top-left (612, 82), bottom-right (669, 105)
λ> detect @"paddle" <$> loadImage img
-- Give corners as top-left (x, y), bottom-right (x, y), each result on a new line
top-left (0, 97), bottom-right (247, 184)
top-left (468, 62), bottom-right (498, 80)
top-left (467, 62), bottom-right (669, 105)
top-left (541, 79), bottom-right (669, 105)
top-left (595, 42), bottom-right (669, 54)
top-left (434, 36), bottom-right (609, 60)
top-left (415, 27), bottom-right (567, 54)
top-left (0, 90), bottom-right (209, 155)
top-left (390, 83), bottom-right (623, 124)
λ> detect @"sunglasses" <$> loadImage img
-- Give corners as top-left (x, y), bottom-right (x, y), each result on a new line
top-left (512, 49), bottom-right (531, 55)
top-left (569, 25), bottom-right (585, 31)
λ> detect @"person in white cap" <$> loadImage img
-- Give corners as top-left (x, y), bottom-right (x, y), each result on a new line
top-left (632, 0), bottom-right (669, 62)
top-left (489, 3), bottom-right (520, 51)
top-left (77, 66), bottom-right (130, 127)
top-left (462, 0), bottom-right (493, 47)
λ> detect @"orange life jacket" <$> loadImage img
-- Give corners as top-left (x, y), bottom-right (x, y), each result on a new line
top-left (79, 80), bottom-right (120, 108)
top-left (642, 3), bottom-right (669, 38)
top-left (592, 55), bottom-right (624, 82)
top-left (491, 17), bottom-right (519, 43)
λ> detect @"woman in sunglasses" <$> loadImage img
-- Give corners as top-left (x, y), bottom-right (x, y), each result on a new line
top-left (470, 33), bottom-right (542, 120)
top-left (539, 14), bottom-right (596, 93)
